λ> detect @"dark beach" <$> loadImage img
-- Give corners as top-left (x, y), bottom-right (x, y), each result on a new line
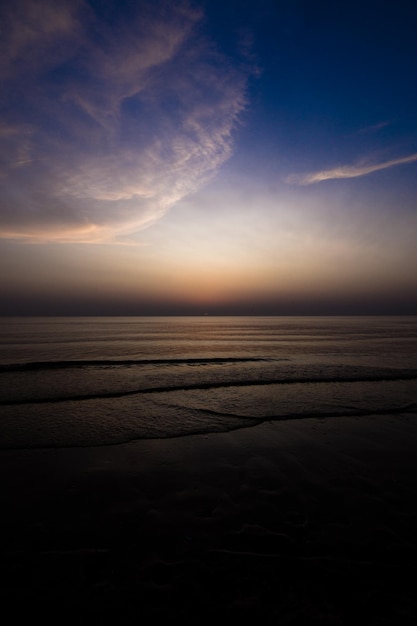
top-left (2, 413), bottom-right (417, 624)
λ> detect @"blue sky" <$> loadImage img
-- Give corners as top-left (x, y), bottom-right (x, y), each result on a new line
top-left (1, 0), bottom-right (416, 314)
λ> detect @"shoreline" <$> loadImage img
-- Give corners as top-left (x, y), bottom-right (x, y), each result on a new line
top-left (2, 413), bottom-right (417, 623)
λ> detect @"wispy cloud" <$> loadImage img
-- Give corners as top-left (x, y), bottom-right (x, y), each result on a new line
top-left (356, 121), bottom-right (390, 134)
top-left (0, 0), bottom-right (253, 243)
top-left (286, 153), bottom-right (417, 185)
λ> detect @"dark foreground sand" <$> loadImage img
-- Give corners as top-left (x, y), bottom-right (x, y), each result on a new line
top-left (1, 414), bottom-right (417, 625)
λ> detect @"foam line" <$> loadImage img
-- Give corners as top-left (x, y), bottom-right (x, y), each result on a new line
top-left (1, 371), bottom-right (416, 406)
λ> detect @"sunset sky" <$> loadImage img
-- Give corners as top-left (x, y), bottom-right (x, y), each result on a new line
top-left (1, 0), bottom-right (417, 315)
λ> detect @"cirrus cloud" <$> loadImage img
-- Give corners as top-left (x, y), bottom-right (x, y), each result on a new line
top-left (0, 0), bottom-right (253, 243)
top-left (286, 153), bottom-right (417, 185)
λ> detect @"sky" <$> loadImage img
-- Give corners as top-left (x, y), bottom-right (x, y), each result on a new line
top-left (1, 0), bottom-right (417, 315)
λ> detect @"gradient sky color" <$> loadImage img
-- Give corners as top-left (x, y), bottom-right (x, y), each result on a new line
top-left (1, 0), bottom-right (417, 315)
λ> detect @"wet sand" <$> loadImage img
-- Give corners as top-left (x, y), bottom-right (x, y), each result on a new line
top-left (1, 413), bottom-right (417, 624)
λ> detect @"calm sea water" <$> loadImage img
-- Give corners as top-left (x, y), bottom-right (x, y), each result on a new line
top-left (0, 316), bottom-right (416, 449)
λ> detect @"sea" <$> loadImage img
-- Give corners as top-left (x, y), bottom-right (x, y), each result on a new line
top-left (0, 316), bottom-right (416, 449)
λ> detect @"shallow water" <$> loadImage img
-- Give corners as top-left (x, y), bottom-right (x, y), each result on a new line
top-left (1, 316), bottom-right (416, 448)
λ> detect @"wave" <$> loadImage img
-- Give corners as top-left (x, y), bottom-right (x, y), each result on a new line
top-left (1, 403), bottom-right (417, 451)
top-left (196, 403), bottom-right (417, 423)
top-left (1, 369), bottom-right (416, 406)
top-left (0, 357), bottom-right (276, 372)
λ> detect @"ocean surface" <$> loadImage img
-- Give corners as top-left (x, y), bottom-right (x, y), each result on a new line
top-left (0, 316), bottom-right (416, 449)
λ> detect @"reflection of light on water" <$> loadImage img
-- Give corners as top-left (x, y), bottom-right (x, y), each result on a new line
top-left (1, 317), bottom-right (417, 448)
